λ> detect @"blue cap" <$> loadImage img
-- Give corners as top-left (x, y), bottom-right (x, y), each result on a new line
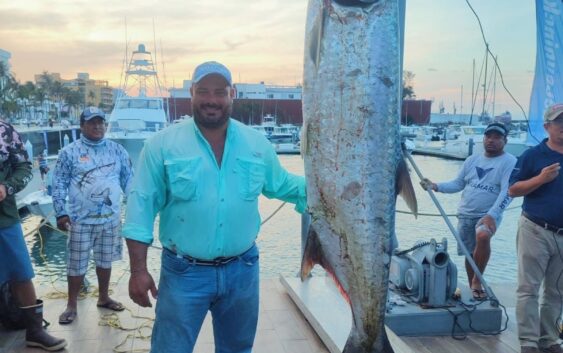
top-left (80, 106), bottom-right (105, 121)
top-left (192, 61), bottom-right (232, 86)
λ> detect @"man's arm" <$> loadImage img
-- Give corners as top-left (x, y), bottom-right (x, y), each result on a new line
top-left (52, 150), bottom-right (72, 230)
top-left (483, 157), bottom-right (518, 232)
top-left (435, 158), bottom-right (470, 193)
top-left (118, 146), bottom-right (134, 195)
top-left (261, 144), bottom-right (307, 213)
top-left (509, 162), bottom-right (560, 197)
top-left (420, 159), bottom-right (468, 193)
top-left (122, 140), bottom-right (166, 246)
top-left (126, 239), bottom-right (157, 307)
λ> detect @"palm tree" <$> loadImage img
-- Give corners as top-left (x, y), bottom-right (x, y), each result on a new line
top-left (402, 70), bottom-right (416, 100)
top-left (16, 81), bottom-right (36, 120)
top-left (64, 88), bottom-right (84, 119)
top-left (87, 90), bottom-right (96, 106)
top-left (51, 80), bottom-right (67, 120)
top-left (37, 71), bottom-right (55, 118)
top-left (0, 68), bottom-right (21, 120)
top-left (33, 87), bottom-right (48, 121)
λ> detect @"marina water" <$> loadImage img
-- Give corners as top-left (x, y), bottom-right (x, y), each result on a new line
top-left (22, 154), bottom-right (520, 290)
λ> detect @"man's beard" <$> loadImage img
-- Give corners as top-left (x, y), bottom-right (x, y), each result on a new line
top-left (192, 103), bottom-right (232, 129)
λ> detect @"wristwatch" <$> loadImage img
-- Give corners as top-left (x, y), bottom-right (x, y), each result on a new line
top-left (2, 183), bottom-right (15, 196)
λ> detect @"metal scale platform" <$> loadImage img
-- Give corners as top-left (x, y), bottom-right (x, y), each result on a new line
top-left (280, 238), bottom-right (504, 353)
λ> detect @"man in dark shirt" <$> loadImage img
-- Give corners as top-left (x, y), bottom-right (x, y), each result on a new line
top-left (0, 119), bottom-right (67, 351)
top-left (509, 103), bottom-right (563, 353)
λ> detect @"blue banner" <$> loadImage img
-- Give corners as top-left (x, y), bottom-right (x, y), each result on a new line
top-left (527, 0), bottom-right (563, 145)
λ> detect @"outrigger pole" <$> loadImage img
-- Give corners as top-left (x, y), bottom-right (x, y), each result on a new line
top-left (404, 151), bottom-right (499, 307)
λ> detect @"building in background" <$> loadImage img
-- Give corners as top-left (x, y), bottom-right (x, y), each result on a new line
top-left (402, 100), bottom-right (432, 125)
top-left (167, 82), bottom-right (303, 125)
top-left (34, 72), bottom-right (113, 111)
top-left (66, 73), bottom-right (113, 110)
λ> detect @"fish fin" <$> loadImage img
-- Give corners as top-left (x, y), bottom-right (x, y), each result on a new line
top-left (300, 223), bottom-right (351, 305)
top-left (396, 157), bottom-right (418, 218)
top-left (300, 225), bottom-right (320, 280)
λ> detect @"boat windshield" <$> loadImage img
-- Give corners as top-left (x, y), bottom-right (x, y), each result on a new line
top-left (116, 99), bottom-right (162, 110)
top-left (462, 127), bottom-right (485, 135)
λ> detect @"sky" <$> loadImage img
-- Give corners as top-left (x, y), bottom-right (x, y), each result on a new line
top-left (0, 0), bottom-right (536, 119)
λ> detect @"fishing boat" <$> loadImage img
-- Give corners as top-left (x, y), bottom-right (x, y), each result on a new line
top-left (250, 114), bottom-right (301, 154)
top-left (19, 189), bottom-right (56, 225)
top-left (106, 44), bottom-right (168, 166)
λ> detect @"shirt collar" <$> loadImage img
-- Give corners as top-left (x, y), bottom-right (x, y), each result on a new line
top-left (192, 118), bottom-right (237, 143)
top-left (81, 136), bottom-right (106, 147)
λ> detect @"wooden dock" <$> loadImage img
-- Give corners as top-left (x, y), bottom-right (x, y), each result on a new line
top-left (0, 272), bottom-right (535, 353)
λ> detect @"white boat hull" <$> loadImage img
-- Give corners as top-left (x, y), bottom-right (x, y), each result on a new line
top-left (105, 133), bottom-right (148, 167)
top-left (273, 142), bottom-right (300, 154)
top-left (20, 190), bottom-right (55, 225)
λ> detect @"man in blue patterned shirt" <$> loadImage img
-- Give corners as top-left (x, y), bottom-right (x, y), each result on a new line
top-left (123, 61), bottom-right (307, 353)
top-left (52, 106), bottom-right (133, 325)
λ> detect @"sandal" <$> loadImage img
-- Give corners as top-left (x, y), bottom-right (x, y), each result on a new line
top-left (471, 288), bottom-right (487, 301)
top-left (96, 299), bottom-right (125, 312)
top-left (58, 309), bottom-right (77, 325)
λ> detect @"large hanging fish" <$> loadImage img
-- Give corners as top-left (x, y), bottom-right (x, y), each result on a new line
top-left (301, 1), bottom-right (417, 352)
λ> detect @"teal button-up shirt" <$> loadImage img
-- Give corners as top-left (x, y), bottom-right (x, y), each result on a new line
top-left (122, 118), bottom-right (306, 260)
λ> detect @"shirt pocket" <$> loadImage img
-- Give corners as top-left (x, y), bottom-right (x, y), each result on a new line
top-left (164, 157), bottom-right (201, 201)
top-left (236, 157), bottom-right (266, 201)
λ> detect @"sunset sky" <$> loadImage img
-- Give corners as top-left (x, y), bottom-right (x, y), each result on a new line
top-left (0, 0), bottom-right (536, 118)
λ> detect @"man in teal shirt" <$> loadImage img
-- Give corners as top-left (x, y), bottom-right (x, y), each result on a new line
top-left (122, 61), bottom-right (306, 353)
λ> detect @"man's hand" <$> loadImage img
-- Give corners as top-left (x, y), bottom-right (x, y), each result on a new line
top-left (538, 162), bottom-right (560, 184)
top-left (477, 214), bottom-right (496, 234)
top-left (129, 270), bottom-right (158, 307)
top-left (0, 185), bottom-right (7, 202)
top-left (420, 178), bottom-right (437, 191)
top-left (56, 215), bottom-right (71, 231)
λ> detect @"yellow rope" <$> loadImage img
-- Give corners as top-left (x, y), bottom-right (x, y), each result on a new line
top-left (261, 201), bottom-right (287, 225)
top-left (98, 308), bottom-right (154, 353)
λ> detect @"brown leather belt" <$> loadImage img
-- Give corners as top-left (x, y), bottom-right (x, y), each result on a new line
top-left (522, 212), bottom-right (563, 235)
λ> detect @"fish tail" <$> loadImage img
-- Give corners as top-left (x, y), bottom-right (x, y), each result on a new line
top-left (342, 327), bottom-right (394, 353)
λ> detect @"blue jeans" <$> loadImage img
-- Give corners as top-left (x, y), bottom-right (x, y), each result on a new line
top-left (151, 244), bottom-right (260, 353)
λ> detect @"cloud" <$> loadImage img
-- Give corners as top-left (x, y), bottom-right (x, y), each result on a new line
top-left (0, 8), bottom-right (68, 31)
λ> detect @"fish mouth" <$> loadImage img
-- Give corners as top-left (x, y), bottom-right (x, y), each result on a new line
top-left (333, 0), bottom-right (380, 6)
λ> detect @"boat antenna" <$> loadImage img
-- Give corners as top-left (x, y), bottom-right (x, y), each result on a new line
top-left (481, 45), bottom-right (488, 119)
top-left (470, 59), bottom-right (475, 124)
top-left (460, 84), bottom-right (463, 114)
top-left (117, 17), bottom-right (129, 101)
top-left (159, 39), bottom-right (171, 121)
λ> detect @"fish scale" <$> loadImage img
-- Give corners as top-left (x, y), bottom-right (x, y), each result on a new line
top-left (301, 1), bottom-right (417, 352)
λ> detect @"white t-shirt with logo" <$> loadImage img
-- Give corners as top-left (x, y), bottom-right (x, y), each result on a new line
top-left (437, 152), bottom-right (517, 220)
